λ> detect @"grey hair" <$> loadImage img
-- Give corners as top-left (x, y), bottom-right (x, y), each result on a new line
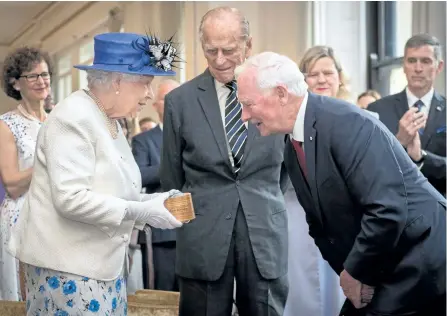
top-left (85, 69), bottom-right (147, 90)
top-left (235, 52), bottom-right (308, 97)
top-left (198, 7), bottom-right (250, 43)
top-left (405, 33), bottom-right (443, 62)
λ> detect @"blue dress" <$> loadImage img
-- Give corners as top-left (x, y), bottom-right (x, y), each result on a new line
top-left (25, 264), bottom-right (127, 316)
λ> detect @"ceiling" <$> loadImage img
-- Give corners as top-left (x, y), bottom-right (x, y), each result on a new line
top-left (0, 1), bottom-right (53, 46)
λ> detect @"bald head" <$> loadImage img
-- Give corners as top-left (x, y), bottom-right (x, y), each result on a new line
top-left (153, 79), bottom-right (180, 121)
top-left (199, 7), bottom-right (250, 43)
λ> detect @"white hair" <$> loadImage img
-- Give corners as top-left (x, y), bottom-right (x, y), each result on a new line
top-left (234, 52), bottom-right (308, 96)
top-left (85, 69), bottom-right (148, 90)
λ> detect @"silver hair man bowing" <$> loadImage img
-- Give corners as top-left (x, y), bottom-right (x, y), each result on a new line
top-left (235, 52), bottom-right (446, 316)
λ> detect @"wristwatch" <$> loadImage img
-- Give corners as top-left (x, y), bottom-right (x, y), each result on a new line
top-left (413, 149), bottom-right (427, 164)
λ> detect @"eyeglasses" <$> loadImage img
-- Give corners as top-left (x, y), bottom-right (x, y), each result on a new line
top-left (18, 72), bottom-right (51, 83)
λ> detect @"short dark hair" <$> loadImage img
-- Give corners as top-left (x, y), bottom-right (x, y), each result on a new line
top-left (405, 33), bottom-right (443, 62)
top-left (139, 117), bottom-right (155, 126)
top-left (2, 46), bottom-right (53, 101)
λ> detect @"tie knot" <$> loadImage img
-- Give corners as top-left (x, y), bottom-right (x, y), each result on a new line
top-left (225, 80), bottom-right (237, 92)
top-left (414, 100), bottom-right (424, 110)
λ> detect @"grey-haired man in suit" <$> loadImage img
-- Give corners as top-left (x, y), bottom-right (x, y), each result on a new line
top-left (160, 6), bottom-right (288, 316)
top-left (236, 51), bottom-right (446, 316)
top-left (368, 34), bottom-right (446, 195)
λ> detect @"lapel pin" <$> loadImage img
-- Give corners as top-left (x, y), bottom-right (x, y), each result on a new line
top-left (436, 106), bottom-right (442, 111)
top-left (310, 136), bottom-right (313, 141)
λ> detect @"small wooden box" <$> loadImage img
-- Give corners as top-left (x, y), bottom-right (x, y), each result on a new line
top-left (164, 193), bottom-right (195, 222)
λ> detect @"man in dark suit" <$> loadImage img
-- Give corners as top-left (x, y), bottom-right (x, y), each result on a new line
top-left (368, 34), bottom-right (446, 195)
top-left (160, 7), bottom-right (288, 316)
top-left (236, 51), bottom-right (446, 316)
top-left (132, 79), bottom-right (180, 291)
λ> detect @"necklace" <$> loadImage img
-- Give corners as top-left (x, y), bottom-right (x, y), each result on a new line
top-left (17, 104), bottom-right (46, 123)
top-left (84, 89), bottom-right (118, 139)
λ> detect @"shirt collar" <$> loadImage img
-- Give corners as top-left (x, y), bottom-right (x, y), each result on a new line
top-left (406, 87), bottom-right (434, 108)
top-left (291, 91), bottom-right (309, 142)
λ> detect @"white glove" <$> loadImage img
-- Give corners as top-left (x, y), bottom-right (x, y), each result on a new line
top-left (126, 191), bottom-right (182, 229)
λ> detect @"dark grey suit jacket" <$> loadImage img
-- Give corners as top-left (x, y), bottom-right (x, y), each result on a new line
top-left (132, 125), bottom-right (176, 243)
top-left (284, 93), bottom-right (446, 314)
top-left (368, 90), bottom-right (446, 194)
top-left (160, 69), bottom-right (288, 281)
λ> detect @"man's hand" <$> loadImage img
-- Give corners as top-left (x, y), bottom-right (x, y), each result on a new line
top-left (406, 131), bottom-right (422, 162)
top-left (340, 269), bottom-right (375, 309)
top-left (396, 107), bottom-right (427, 147)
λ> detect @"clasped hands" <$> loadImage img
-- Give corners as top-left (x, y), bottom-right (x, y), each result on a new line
top-left (340, 269), bottom-right (375, 309)
top-left (396, 107), bottom-right (427, 161)
top-left (125, 189), bottom-right (184, 229)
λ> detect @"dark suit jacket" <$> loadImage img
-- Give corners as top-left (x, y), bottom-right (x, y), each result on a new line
top-left (284, 93), bottom-right (446, 314)
top-left (368, 90), bottom-right (446, 194)
top-left (160, 69), bottom-right (288, 281)
top-left (132, 125), bottom-right (176, 244)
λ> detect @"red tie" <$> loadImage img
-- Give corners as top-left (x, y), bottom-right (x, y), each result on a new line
top-left (291, 139), bottom-right (307, 178)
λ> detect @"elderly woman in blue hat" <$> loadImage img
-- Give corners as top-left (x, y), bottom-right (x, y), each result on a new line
top-left (8, 32), bottom-right (183, 315)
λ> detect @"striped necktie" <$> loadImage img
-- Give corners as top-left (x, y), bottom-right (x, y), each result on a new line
top-left (225, 80), bottom-right (247, 172)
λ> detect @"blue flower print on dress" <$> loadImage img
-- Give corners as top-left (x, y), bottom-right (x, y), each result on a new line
top-left (47, 276), bottom-right (60, 289)
top-left (88, 299), bottom-right (100, 312)
top-left (35, 267), bottom-right (42, 276)
top-left (26, 264), bottom-right (127, 315)
top-left (62, 280), bottom-right (77, 295)
top-left (115, 279), bottom-right (122, 292)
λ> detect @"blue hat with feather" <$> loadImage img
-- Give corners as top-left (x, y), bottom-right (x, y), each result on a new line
top-left (74, 32), bottom-right (181, 76)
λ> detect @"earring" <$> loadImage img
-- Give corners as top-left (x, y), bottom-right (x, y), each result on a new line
top-left (116, 91), bottom-right (120, 95)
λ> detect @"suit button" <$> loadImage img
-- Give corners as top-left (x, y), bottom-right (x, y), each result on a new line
top-left (225, 213), bottom-right (232, 220)
top-left (328, 238), bottom-right (335, 244)
top-left (122, 234), bottom-right (129, 242)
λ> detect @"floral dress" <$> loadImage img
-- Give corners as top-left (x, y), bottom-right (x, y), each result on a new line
top-left (0, 110), bottom-right (42, 301)
top-left (25, 265), bottom-right (127, 316)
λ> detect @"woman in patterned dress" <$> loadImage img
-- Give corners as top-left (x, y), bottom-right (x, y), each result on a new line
top-left (0, 47), bottom-right (52, 301)
top-left (8, 32), bottom-right (183, 316)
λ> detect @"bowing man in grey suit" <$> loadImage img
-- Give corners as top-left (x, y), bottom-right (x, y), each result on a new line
top-left (236, 52), bottom-right (446, 316)
top-left (368, 34), bottom-right (446, 195)
top-left (160, 7), bottom-right (288, 316)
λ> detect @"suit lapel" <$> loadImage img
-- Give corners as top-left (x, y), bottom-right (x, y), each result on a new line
top-left (421, 92), bottom-right (446, 148)
top-left (303, 93), bottom-right (323, 225)
top-left (152, 125), bottom-right (163, 151)
top-left (394, 90), bottom-right (409, 121)
top-left (197, 69), bottom-right (233, 170)
top-left (239, 123), bottom-right (257, 169)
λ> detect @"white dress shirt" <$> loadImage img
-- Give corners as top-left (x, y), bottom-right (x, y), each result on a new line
top-left (290, 92), bottom-right (309, 146)
top-left (9, 90), bottom-right (142, 281)
top-left (406, 87), bottom-right (434, 115)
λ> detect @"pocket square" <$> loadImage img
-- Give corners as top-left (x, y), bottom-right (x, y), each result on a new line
top-left (436, 126), bottom-right (446, 133)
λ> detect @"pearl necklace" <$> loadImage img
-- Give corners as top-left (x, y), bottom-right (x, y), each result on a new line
top-left (17, 104), bottom-right (46, 123)
top-left (84, 89), bottom-right (118, 139)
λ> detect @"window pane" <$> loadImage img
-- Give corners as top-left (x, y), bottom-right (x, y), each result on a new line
top-left (80, 40), bottom-right (94, 63)
top-left (57, 54), bottom-right (72, 75)
top-left (395, 2), bottom-right (412, 57)
top-left (57, 77), bottom-right (65, 102)
top-left (65, 75), bottom-right (72, 97)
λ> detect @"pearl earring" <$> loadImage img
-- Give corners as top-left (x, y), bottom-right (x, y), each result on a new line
top-left (116, 91), bottom-right (120, 95)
